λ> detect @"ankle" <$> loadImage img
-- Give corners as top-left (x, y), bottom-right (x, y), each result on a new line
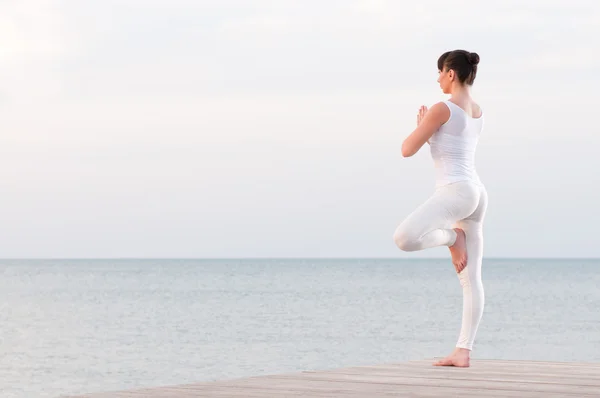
top-left (454, 347), bottom-right (471, 355)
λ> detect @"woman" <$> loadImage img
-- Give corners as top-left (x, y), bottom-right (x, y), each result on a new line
top-left (393, 49), bottom-right (487, 368)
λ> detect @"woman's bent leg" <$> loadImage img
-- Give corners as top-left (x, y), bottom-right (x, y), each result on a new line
top-left (393, 182), bottom-right (480, 252)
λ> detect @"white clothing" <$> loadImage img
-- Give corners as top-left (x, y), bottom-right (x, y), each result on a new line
top-left (394, 101), bottom-right (487, 350)
top-left (429, 100), bottom-right (483, 188)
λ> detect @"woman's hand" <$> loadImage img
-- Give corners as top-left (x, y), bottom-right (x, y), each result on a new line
top-left (417, 105), bottom-right (428, 126)
top-left (402, 102), bottom-right (449, 157)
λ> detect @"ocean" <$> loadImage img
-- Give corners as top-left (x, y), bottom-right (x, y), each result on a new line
top-left (0, 258), bottom-right (598, 397)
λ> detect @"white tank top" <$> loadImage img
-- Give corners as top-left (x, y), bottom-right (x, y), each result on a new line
top-left (429, 100), bottom-right (484, 187)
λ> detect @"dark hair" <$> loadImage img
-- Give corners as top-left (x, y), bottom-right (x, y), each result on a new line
top-left (437, 50), bottom-right (480, 85)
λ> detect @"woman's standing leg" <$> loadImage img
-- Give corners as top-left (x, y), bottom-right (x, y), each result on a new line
top-left (435, 184), bottom-right (488, 366)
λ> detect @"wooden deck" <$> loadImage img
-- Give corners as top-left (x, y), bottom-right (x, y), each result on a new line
top-left (69, 359), bottom-right (600, 397)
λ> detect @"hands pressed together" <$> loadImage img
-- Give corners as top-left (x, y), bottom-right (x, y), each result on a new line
top-left (417, 105), bottom-right (428, 126)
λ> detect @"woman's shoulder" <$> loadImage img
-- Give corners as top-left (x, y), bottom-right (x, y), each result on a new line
top-left (428, 101), bottom-right (452, 124)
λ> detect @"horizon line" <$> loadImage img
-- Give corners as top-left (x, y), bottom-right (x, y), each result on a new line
top-left (1, 256), bottom-right (599, 261)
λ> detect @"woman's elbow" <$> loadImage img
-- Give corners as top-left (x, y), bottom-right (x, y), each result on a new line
top-left (401, 142), bottom-right (414, 157)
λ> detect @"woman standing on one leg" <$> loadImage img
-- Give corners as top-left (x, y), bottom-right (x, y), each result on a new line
top-left (393, 49), bottom-right (488, 368)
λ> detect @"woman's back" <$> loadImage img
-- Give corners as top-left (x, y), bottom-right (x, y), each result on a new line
top-left (429, 100), bottom-right (484, 187)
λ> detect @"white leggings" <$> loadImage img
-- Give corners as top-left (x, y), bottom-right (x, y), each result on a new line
top-left (393, 180), bottom-right (488, 350)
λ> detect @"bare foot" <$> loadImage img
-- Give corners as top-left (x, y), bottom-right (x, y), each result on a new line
top-left (449, 228), bottom-right (467, 273)
top-left (433, 348), bottom-right (471, 367)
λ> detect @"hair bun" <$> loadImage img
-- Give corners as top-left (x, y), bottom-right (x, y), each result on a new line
top-left (468, 52), bottom-right (480, 66)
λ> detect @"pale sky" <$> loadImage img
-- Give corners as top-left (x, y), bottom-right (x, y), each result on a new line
top-left (1, 0), bottom-right (599, 258)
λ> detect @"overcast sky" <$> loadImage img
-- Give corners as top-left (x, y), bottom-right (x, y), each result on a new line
top-left (0, 0), bottom-right (598, 258)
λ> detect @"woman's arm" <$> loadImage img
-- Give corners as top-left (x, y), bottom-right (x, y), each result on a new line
top-left (401, 102), bottom-right (450, 157)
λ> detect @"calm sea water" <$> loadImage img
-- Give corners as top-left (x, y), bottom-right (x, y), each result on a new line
top-left (0, 258), bottom-right (598, 397)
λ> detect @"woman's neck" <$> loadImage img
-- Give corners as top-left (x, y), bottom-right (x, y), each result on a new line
top-left (449, 84), bottom-right (471, 100)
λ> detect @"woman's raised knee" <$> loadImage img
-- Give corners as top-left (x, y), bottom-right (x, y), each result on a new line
top-left (393, 227), bottom-right (419, 252)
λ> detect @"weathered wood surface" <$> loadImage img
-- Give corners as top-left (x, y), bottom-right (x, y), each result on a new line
top-left (68, 359), bottom-right (600, 397)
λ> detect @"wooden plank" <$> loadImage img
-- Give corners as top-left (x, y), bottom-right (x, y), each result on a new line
top-left (72, 384), bottom-right (599, 398)
top-left (468, 358), bottom-right (600, 367)
top-left (71, 385), bottom-right (598, 398)
top-left (147, 384), bottom-right (596, 398)
top-left (67, 360), bottom-right (600, 398)
top-left (211, 374), bottom-right (600, 395)
top-left (314, 368), bottom-right (600, 385)
top-left (316, 363), bottom-right (600, 381)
